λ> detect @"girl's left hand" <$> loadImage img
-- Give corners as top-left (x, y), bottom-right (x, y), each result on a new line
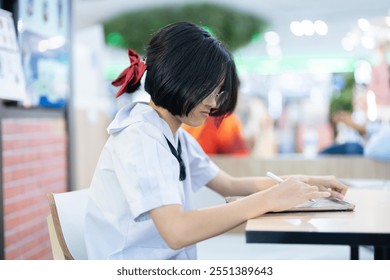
top-left (290, 175), bottom-right (348, 200)
top-left (306, 175), bottom-right (348, 200)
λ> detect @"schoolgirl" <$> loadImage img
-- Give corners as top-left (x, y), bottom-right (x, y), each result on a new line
top-left (84, 22), bottom-right (347, 259)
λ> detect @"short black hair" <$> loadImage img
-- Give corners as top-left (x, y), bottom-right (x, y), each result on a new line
top-left (144, 22), bottom-right (238, 117)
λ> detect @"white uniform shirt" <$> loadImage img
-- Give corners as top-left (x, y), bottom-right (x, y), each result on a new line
top-left (84, 102), bottom-right (219, 259)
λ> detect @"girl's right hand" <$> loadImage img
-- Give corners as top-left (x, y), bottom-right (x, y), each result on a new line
top-left (264, 177), bottom-right (331, 212)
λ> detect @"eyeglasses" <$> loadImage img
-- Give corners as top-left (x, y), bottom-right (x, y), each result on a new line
top-left (202, 90), bottom-right (226, 106)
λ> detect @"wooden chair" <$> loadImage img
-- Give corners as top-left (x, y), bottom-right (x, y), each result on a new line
top-left (47, 189), bottom-right (89, 260)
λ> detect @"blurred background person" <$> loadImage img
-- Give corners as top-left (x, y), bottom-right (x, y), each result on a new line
top-left (321, 74), bottom-right (367, 155)
top-left (236, 96), bottom-right (277, 158)
top-left (321, 110), bottom-right (366, 155)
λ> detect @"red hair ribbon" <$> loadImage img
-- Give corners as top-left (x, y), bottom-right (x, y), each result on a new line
top-left (111, 48), bottom-right (147, 98)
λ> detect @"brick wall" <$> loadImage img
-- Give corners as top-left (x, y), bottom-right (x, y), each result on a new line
top-left (1, 118), bottom-right (68, 259)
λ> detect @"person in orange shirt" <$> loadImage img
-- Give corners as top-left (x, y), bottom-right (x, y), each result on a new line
top-left (183, 113), bottom-right (249, 155)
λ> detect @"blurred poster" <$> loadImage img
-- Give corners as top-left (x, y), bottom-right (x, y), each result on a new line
top-left (18, 0), bottom-right (70, 107)
top-left (0, 9), bottom-right (26, 102)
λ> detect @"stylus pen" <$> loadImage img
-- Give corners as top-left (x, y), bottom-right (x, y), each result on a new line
top-left (266, 171), bottom-right (315, 202)
top-left (266, 171), bottom-right (284, 183)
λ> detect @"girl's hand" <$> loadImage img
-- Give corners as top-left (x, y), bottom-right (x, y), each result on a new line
top-left (284, 175), bottom-right (348, 200)
top-left (307, 175), bottom-right (348, 200)
top-left (264, 178), bottom-right (330, 212)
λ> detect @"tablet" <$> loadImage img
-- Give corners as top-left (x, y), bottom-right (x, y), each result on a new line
top-left (225, 196), bottom-right (355, 213)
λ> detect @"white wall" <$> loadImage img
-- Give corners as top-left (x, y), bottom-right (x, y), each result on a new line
top-left (72, 24), bottom-right (113, 189)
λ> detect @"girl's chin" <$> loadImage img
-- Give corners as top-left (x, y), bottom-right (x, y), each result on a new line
top-left (185, 119), bottom-right (206, 127)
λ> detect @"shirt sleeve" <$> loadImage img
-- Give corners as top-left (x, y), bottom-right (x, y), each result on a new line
top-left (111, 122), bottom-right (182, 222)
top-left (181, 130), bottom-right (219, 191)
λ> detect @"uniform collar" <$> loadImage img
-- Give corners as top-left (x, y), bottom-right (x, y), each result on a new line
top-left (107, 102), bottom-right (179, 147)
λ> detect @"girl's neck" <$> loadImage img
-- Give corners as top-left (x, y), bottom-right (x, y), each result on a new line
top-left (149, 100), bottom-right (181, 135)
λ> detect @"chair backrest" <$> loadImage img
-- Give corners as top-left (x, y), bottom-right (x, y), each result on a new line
top-left (47, 188), bottom-right (89, 260)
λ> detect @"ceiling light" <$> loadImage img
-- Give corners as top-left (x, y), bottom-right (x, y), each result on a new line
top-left (341, 37), bottom-right (354, 51)
top-left (358, 18), bottom-right (371, 31)
top-left (264, 31), bottom-right (280, 45)
top-left (314, 20), bottom-right (328, 35)
top-left (361, 36), bottom-right (375, 49)
top-left (347, 32), bottom-right (359, 42)
top-left (302, 20), bottom-right (315, 36)
top-left (290, 21), bottom-right (304, 36)
top-left (385, 16), bottom-right (390, 27)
